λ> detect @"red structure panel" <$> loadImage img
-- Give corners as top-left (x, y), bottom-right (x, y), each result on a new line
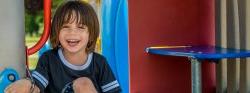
top-left (129, 0), bottom-right (215, 92)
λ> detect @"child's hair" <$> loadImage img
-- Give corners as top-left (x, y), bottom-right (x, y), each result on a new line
top-left (50, 0), bottom-right (99, 53)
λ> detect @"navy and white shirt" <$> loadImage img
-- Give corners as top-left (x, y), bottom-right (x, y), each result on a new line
top-left (31, 48), bottom-right (121, 93)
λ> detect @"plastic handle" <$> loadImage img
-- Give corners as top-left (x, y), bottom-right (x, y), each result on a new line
top-left (27, 0), bottom-right (51, 55)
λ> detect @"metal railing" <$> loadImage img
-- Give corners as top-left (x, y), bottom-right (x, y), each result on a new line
top-left (215, 0), bottom-right (250, 92)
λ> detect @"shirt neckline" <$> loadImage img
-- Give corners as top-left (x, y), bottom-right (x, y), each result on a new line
top-left (58, 48), bottom-right (93, 71)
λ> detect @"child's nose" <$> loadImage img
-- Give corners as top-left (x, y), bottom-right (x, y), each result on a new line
top-left (68, 28), bottom-right (80, 34)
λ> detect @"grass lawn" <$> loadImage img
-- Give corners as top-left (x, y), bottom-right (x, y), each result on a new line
top-left (25, 35), bottom-right (40, 70)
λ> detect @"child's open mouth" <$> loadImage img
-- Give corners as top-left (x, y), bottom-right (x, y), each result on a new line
top-left (66, 39), bottom-right (80, 47)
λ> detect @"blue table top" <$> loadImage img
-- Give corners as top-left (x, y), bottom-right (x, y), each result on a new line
top-left (146, 46), bottom-right (250, 60)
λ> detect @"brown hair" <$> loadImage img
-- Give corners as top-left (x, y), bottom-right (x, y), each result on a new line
top-left (50, 0), bottom-right (99, 53)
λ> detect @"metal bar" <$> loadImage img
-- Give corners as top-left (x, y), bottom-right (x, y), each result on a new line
top-left (239, 0), bottom-right (250, 92)
top-left (27, 0), bottom-right (51, 55)
top-left (190, 58), bottom-right (202, 93)
top-left (215, 0), bottom-right (228, 92)
top-left (227, 0), bottom-right (240, 92)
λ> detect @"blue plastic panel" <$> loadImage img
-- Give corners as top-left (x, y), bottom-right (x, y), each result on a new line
top-left (0, 68), bottom-right (20, 93)
top-left (101, 0), bottom-right (129, 93)
top-left (146, 46), bottom-right (250, 60)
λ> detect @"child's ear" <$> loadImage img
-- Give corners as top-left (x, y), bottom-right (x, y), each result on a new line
top-left (58, 43), bottom-right (62, 47)
top-left (87, 41), bottom-right (91, 48)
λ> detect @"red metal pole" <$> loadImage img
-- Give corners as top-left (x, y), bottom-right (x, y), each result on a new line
top-left (27, 0), bottom-right (51, 55)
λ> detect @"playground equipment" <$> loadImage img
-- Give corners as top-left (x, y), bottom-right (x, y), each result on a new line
top-left (0, 0), bottom-right (51, 91)
top-left (101, 0), bottom-right (129, 92)
top-left (0, 68), bottom-right (20, 92)
top-left (0, 0), bottom-right (26, 78)
top-left (146, 45), bottom-right (250, 93)
top-left (0, 0), bottom-right (25, 91)
top-left (0, 0), bottom-right (129, 92)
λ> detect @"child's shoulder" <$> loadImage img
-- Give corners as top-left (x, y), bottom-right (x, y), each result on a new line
top-left (92, 52), bottom-right (105, 59)
top-left (92, 52), bottom-right (108, 62)
top-left (40, 48), bottom-right (58, 57)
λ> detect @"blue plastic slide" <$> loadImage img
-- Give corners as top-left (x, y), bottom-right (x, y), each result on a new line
top-left (101, 0), bottom-right (129, 93)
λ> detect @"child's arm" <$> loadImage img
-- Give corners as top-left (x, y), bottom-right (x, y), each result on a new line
top-left (4, 79), bottom-right (40, 93)
top-left (5, 51), bottom-right (51, 93)
top-left (98, 57), bottom-right (121, 93)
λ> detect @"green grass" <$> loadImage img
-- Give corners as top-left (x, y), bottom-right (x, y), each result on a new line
top-left (29, 56), bottom-right (38, 70)
top-left (25, 35), bottom-right (40, 70)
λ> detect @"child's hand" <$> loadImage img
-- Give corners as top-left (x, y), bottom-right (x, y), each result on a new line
top-left (4, 79), bottom-right (32, 93)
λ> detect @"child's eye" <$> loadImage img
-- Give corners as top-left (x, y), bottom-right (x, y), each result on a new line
top-left (62, 25), bottom-right (70, 28)
top-left (78, 25), bottom-right (87, 29)
top-left (78, 27), bottom-right (85, 29)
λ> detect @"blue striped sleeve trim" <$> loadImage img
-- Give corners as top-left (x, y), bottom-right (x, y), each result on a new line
top-left (32, 71), bottom-right (48, 88)
top-left (101, 80), bottom-right (120, 92)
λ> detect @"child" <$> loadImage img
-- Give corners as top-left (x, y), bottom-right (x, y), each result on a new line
top-left (5, 1), bottom-right (121, 93)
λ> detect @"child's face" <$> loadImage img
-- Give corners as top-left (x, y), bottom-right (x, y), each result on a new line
top-left (59, 20), bottom-right (89, 54)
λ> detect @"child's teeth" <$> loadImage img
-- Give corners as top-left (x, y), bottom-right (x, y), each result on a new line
top-left (68, 40), bottom-right (77, 42)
